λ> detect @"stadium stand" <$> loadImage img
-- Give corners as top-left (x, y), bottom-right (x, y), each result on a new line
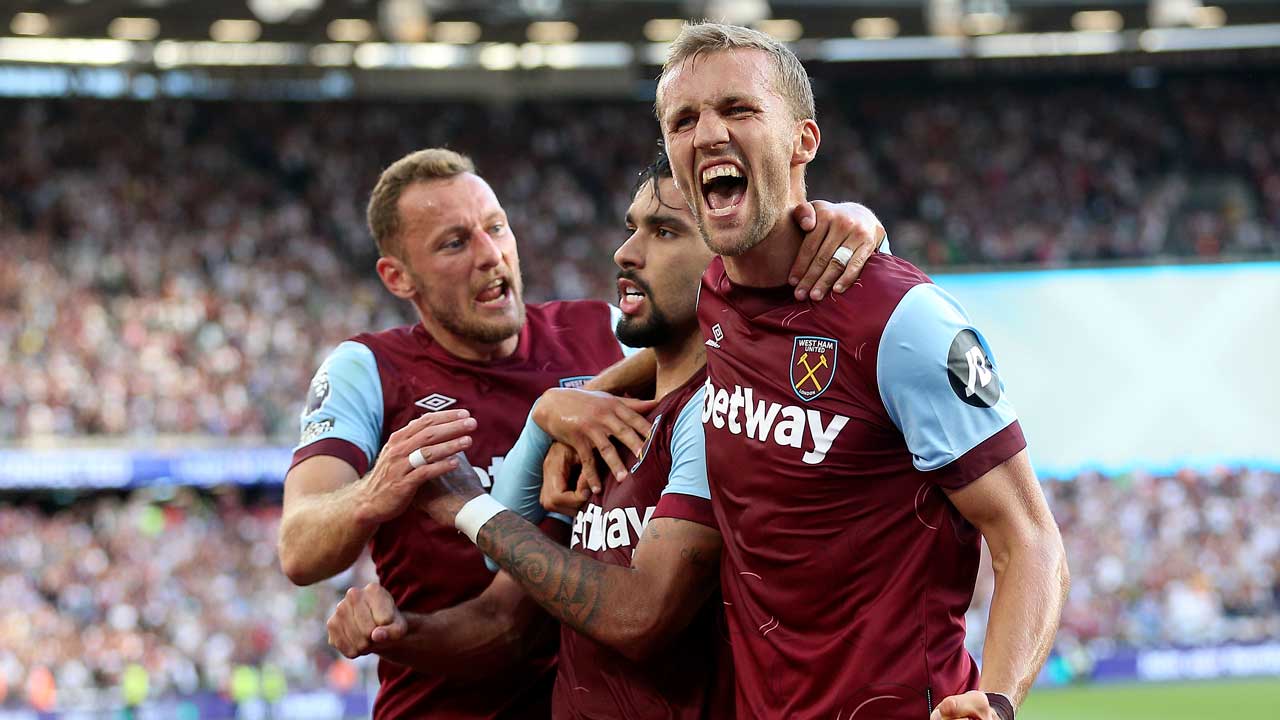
top-left (1, 469), bottom-right (1276, 710)
top-left (2, 72), bottom-right (1278, 443)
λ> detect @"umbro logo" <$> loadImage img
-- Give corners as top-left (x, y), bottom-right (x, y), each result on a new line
top-left (415, 393), bottom-right (457, 411)
top-left (705, 323), bottom-right (725, 349)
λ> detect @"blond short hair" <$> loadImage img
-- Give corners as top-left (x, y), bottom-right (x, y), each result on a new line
top-left (367, 148), bottom-right (475, 258)
top-left (656, 21), bottom-right (815, 122)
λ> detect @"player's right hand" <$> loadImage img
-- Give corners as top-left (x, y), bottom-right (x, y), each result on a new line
top-left (540, 441), bottom-right (593, 515)
top-left (356, 409), bottom-right (476, 527)
top-left (327, 582), bottom-right (408, 659)
top-left (531, 388), bottom-right (657, 491)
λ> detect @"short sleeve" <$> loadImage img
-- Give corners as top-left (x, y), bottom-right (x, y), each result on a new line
top-left (654, 387), bottom-right (715, 528)
top-left (608, 304), bottom-right (645, 358)
top-left (876, 284), bottom-right (1024, 489)
top-left (291, 341), bottom-right (384, 474)
top-left (490, 412), bottom-right (554, 525)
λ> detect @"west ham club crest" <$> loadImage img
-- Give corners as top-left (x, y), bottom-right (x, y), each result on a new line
top-left (790, 336), bottom-right (838, 402)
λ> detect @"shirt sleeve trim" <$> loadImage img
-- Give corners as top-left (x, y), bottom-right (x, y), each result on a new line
top-left (289, 438), bottom-right (369, 476)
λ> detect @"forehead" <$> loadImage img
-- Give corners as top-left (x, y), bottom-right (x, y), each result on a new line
top-left (659, 49), bottom-right (778, 117)
top-left (399, 173), bottom-right (502, 226)
top-left (630, 176), bottom-right (692, 220)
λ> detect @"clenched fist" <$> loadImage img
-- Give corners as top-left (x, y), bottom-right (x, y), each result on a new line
top-left (327, 582), bottom-right (408, 659)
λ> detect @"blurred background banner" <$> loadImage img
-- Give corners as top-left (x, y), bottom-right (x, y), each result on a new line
top-left (1, 1), bottom-right (1278, 718)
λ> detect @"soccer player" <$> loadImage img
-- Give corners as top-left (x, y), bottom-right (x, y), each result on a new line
top-left (654, 23), bottom-right (1070, 720)
top-left (281, 147), bottom-right (885, 718)
top-left (329, 152), bottom-right (732, 718)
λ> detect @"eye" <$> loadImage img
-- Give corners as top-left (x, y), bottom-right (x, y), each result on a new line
top-left (488, 223), bottom-right (505, 235)
top-left (728, 106), bottom-right (752, 116)
top-left (672, 115), bottom-right (694, 131)
top-left (442, 235), bottom-right (465, 250)
top-left (656, 227), bottom-right (675, 239)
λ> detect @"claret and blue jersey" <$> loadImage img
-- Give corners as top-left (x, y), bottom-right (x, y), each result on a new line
top-left (698, 252), bottom-right (1026, 720)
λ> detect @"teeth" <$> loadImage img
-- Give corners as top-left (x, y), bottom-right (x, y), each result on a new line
top-left (701, 164), bottom-right (743, 185)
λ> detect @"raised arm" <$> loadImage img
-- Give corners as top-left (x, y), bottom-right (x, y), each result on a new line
top-left (931, 450), bottom-right (1068, 719)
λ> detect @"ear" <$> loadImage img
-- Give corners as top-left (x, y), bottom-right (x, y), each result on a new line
top-left (792, 119), bottom-right (820, 166)
top-left (376, 255), bottom-right (418, 300)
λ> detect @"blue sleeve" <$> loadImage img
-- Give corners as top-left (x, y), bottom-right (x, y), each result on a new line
top-left (660, 387), bottom-right (710, 500)
top-left (876, 284), bottom-right (1018, 472)
top-left (489, 412), bottom-right (554, 524)
top-left (296, 341), bottom-right (383, 468)
top-left (608, 304), bottom-right (644, 358)
top-left (485, 412), bottom-right (557, 572)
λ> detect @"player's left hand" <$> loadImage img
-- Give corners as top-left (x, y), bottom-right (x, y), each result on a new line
top-left (790, 200), bottom-right (886, 301)
top-left (327, 582), bottom-right (407, 659)
top-left (412, 452), bottom-right (485, 527)
top-left (540, 441), bottom-right (593, 516)
top-left (930, 691), bottom-right (1006, 720)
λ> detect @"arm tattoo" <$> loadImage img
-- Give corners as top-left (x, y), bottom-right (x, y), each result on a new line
top-left (477, 512), bottom-right (609, 637)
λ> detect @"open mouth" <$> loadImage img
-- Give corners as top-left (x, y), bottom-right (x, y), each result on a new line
top-left (475, 278), bottom-right (511, 307)
top-left (617, 278), bottom-right (647, 315)
top-left (701, 162), bottom-right (748, 217)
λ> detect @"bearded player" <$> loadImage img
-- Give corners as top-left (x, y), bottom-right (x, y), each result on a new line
top-left (655, 23), bottom-right (1070, 720)
top-left (282, 147), bottom-right (886, 718)
top-left (329, 152), bottom-right (734, 718)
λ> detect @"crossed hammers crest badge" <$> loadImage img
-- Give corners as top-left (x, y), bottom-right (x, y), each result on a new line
top-left (790, 336), bottom-right (839, 402)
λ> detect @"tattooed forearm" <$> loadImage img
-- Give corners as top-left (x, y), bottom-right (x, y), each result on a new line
top-left (477, 511), bottom-right (614, 638)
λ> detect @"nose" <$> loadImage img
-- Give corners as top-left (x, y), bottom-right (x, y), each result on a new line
top-left (614, 229), bottom-right (644, 271)
top-left (473, 229), bottom-right (503, 270)
top-left (692, 109), bottom-right (729, 151)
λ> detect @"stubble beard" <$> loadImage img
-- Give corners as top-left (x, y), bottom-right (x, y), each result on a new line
top-left (416, 270), bottom-right (526, 345)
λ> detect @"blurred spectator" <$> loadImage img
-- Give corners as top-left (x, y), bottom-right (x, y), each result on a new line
top-left (1, 75), bottom-right (1277, 442)
top-left (1, 467), bottom-right (1276, 710)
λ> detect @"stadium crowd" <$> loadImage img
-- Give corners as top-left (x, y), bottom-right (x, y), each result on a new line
top-left (3, 73), bottom-right (1278, 443)
top-left (0, 467), bottom-right (1276, 709)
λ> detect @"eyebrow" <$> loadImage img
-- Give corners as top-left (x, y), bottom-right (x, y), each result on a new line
top-left (642, 213), bottom-right (690, 230)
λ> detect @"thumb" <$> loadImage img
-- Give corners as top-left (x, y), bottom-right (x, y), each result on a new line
top-left (791, 201), bottom-right (817, 232)
top-left (370, 613), bottom-right (407, 644)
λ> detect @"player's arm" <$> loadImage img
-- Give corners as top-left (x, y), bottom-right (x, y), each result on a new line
top-left (327, 573), bottom-right (555, 679)
top-left (877, 285), bottom-right (1066, 719)
top-left (423, 393), bottom-right (721, 661)
top-left (935, 451), bottom-right (1067, 718)
top-left (278, 342), bottom-right (476, 585)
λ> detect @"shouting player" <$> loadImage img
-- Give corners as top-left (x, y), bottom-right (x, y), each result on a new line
top-left (329, 152), bottom-right (733, 718)
top-left (655, 23), bottom-right (1070, 720)
top-left (281, 147), bottom-right (886, 718)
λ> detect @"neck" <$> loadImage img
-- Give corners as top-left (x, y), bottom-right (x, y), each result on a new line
top-left (721, 185), bottom-right (809, 288)
top-left (652, 326), bottom-right (707, 399)
top-left (417, 311), bottom-right (520, 363)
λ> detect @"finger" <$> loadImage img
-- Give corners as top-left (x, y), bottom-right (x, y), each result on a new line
top-left (364, 584), bottom-right (397, 627)
top-left (390, 408), bottom-right (470, 440)
top-left (404, 416), bottom-right (477, 453)
top-left (616, 402), bottom-right (656, 444)
top-left (406, 435), bottom-right (473, 471)
top-left (594, 440), bottom-right (631, 484)
top-left (794, 226), bottom-right (843, 300)
top-left (807, 256), bottom-right (848, 302)
top-left (790, 200), bottom-right (817, 233)
top-left (788, 205), bottom-right (825, 287)
top-left (403, 456), bottom-right (463, 489)
top-left (577, 451), bottom-right (603, 495)
top-left (371, 613), bottom-right (408, 644)
top-left (605, 412), bottom-right (648, 457)
top-left (546, 490), bottom-right (585, 516)
top-left (830, 236), bottom-right (876, 294)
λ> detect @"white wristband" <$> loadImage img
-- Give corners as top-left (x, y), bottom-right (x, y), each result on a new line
top-left (456, 494), bottom-right (507, 543)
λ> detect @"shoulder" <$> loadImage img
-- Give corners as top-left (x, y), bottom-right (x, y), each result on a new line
top-left (348, 324), bottom-right (425, 360)
top-left (826, 253), bottom-right (933, 324)
top-left (526, 299), bottom-right (613, 327)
